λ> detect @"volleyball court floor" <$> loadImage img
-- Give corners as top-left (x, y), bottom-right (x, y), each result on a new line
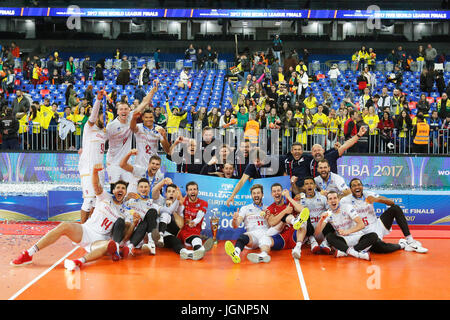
top-left (1, 223), bottom-right (449, 300)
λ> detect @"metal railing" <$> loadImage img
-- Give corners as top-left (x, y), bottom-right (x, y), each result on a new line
top-left (7, 124), bottom-right (449, 156)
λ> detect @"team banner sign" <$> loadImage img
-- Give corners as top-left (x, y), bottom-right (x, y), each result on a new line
top-left (165, 173), bottom-right (291, 240)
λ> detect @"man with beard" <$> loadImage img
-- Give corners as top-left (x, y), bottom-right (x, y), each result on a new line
top-left (78, 90), bottom-right (108, 223)
top-left (120, 149), bottom-right (164, 194)
top-left (309, 126), bottom-right (367, 177)
top-left (130, 108), bottom-right (170, 168)
top-left (174, 181), bottom-right (214, 260)
top-left (224, 184), bottom-right (272, 263)
top-left (169, 137), bottom-right (204, 174)
top-left (315, 191), bottom-right (378, 261)
top-left (314, 159), bottom-right (351, 198)
top-left (11, 164), bottom-right (130, 269)
top-left (282, 142), bottom-right (312, 195)
top-left (341, 178), bottom-right (427, 253)
top-left (244, 183), bottom-right (309, 263)
top-left (234, 140), bottom-right (252, 178)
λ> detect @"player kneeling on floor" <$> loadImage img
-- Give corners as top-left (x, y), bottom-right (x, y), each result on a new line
top-left (341, 178), bottom-right (428, 254)
top-left (315, 191), bottom-right (378, 261)
top-left (11, 164), bottom-right (129, 270)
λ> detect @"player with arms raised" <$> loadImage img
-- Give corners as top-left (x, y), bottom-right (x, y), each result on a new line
top-left (106, 81), bottom-right (159, 188)
top-left (78, 90), bottom-right (108, 223)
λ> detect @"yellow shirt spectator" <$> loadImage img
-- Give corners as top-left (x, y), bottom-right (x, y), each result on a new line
top-left (364, 114), bottom-right (380, 135)
top-left (304, 96), bottom-right (318, 110)
top-left (312, 112), bottom-right (328, 135)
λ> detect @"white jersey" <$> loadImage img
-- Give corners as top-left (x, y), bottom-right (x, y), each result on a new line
top-left (239, 203), bottom-right (269, 233)
top-left (130, 166), bottom-right (165, 194)
top-left (126, 196), bottom-right (161, 220)
top-left (105, 111), bottom-right (135, 166)
top-left (314, 172), bottom-right (348, 194)
top-left (341, 191), bottom-right (380, 228)
top-left (300, 192), bottom-right (328, 227)
top-left (155, 194), bottom-right (184, 216)
top-left (84, 191), bottom-right (127, 236)
top-left (326, 203), bottom-right (359, 232)
top-left (78, 124), bottom-right (107, 175)
top-left (134, 123), bottom-right (164, 168)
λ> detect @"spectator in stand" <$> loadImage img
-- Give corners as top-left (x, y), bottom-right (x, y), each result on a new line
top-left (94, 63), bottom-right (104, 81)
top-left (412, 113), bottom-right (430, 154)
top-left (280, 109), bottom-right (296, 153)
top-left (120, 55), bottom-right (131, 71)
top-left (154, 105), bottom-right (167, 128)
top-left (154, 48), bottom-right (161, 69)
top-left (178, 68), bottom-right (191, 89)
top-left (343, 85), bottom-right (354, 104)
top-left (359, 87), bottom-right (372, 109)
top-left (425, 44), bottom-right (437, 71)
top-left (312, 105), bottom-right (328, 147)
top-left (377, 111), bottom-right (395, 152)
top-left (197, 48), bottom-right (205, 70)
top-left (22, 56), bottom-right (32, 80)
top-left (438, 92), bottom-right (450, 120)
top-left (236, 105), bottom-right (249, 130)
top-left (417, 94), bottom-right (430, 117)
top-left (296, 59), bottom-right (308, 74)
top-left (344, 110), bottom-right (357, 152)
top-left (82, 56), bottom-right (91, 82)
top-left (417, 45), bottom-right (425, 72)
top-left (114, 48), bottom-right (122, 60)
top-left (364, 106), bottom-right (379, 153)
top-left (185, 44), bottom-right (197, 69)
top-left (395, 46), bottom-right (407, 70)
top-left (405, 56), bottom-right (414, 72)
top-left (31, 63), bottom-right (41, 88)
top-left (12, 89), bottom-right (29, 119)
top-left (10, 42), bottom-right (19, 58)
top-left (302, 49), bottom-right (310, 66)
top-left (68, 89), bottom-right (78, 110)
top-left (304, 92), bottom-right (318, 115)
top-left (354, 112), bottom-right (369, 153)
top-left (47, 102), bottom-right (61, 150)
top-left (396, 109), bottom-right (413, 153)
top-left (297, 69), bottom-right (309, 101)
top-left (429, 110), bottom-right (442, 153)
top-left (327, 64), bottom-right (340, 89)
top-left (50, 69), bottom-right (62, 85)
top-left (272, 35), bottom-right (283, 64)
top-left (435, 70), bottom-right (446, 97)
top-left (84, 85), bottom-right (94, 106)
top-left (207, 107), bottom-right (221, 129)
top-left (138, 63), bottom-right (150, 86)
top-left (0, 107), bottom-right (20, 150)
top-left (164, 94), bottom-right (187, 141)
top-left (1, 68), bottom-right (14, 95)
top-left (63, 70), bottom-right (75, 84)
top-left (367, 48), bottom-right (376, 71)
top-left (205, 45), bottom-right (218, 69)
top-left (357, 46), bottom-right (369, 71)
top-left (420, 68), bottom-right (435, 96)
top-left (65, 57), bottom-right (76, 74)
top-left (134, 85), bottom-right (146, 104)
top-left (116, 68), bottom-right (130, 86)
top-left (387, 64), bottom-right (403, 89)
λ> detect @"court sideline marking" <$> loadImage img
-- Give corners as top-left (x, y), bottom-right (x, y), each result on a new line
top-left (8, 246), bottom-right (80, 300)
top-left (294, 258), bottom-right (310, 300)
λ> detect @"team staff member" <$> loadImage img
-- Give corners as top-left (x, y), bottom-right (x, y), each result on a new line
top-left (309, 126), bottom-right (367, 177)
top-left (412, 113), bottom-right (430, 154)
top-left (281, 142), bottom-right (312, 195)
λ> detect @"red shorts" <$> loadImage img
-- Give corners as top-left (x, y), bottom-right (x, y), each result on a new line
top-left (177, 225), bottom-right (201, 244)
top-left (271, 227), bottom-right (297, 250)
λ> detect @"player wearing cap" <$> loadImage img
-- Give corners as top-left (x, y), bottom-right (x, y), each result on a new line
top-left (315, 191), bottom-right (378, 261)
top-left (341, 178), bottom-right (428, 253)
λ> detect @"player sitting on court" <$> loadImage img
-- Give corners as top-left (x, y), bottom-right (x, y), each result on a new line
top-left (315, 191), bottom-right (378, 261)
top-left (11, 164), bottom-right (130, 270)
top-left (224, 184), bottom-right (273, 263)
top-left (173, 181), bottom-right (214, 260)
top-left (244, 184), bottom-right (310, 263)
top-left (341, 178), bottom-right (428, 254)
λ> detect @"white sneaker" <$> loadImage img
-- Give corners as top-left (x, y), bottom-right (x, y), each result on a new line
top-left (310, 238), bottom-right (321, 254)
top-left (357, 252), bottom-right (371, 261)
top-left (64, 259), bottom-right (79, 271)
top-left (142, 242), bottom-right (156, 255)
top-left (247, 253), bottom-right (271, 264)
top-left (193, 247), bottom-right (206, 260)
top-left (203, 237), bottom-right (214, 252)
top-left (292, 244), bottom-right (302, 259)
top-left (157, 233), bottom-right (164, 248)
top-left (334, 250), bottom-right (348, 258)
top-left (403, 239), bottom-right (428, 253)
top-left (180, 248), bottom-right (204, 260)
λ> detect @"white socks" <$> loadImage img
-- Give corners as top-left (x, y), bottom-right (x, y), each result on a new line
top-left (27, 245), bottom-right (39, 256)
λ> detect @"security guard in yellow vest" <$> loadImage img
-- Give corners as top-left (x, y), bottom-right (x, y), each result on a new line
top-left (413, 113), bottom-right (430, 154)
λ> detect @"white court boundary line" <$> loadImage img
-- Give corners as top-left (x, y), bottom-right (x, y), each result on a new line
top-left (8, 246), bottom-right (80, 300)
top-left (294, 258), bottom-right (310, 300)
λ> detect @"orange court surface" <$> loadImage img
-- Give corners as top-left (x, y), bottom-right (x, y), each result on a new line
top-left (1, 223), bottom-right (449, 300)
